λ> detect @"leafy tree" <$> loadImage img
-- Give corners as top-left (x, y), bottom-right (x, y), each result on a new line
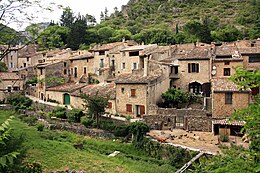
top-left (67, 109), bottom-right (84, 123)
top-left (0, 116), bottom-right (19, 170)
top-left (111, 29), bottom-right (132, 42)
top-left (67, 14), bottom-right (88, 50)
top-left (60, 7), bottom-right (75, 28)
top-left (230, 66), bottom-right (260, 152)
top-left (81, 93), bottom-right (109, 128)
top-left (0, 62), bottom-right (8, 72)
top-left (211, 25), bottom-right (242, 42)
top-left (6, 94), bottom-right (33, 110)
top-left (161, 88), bottom-right (198, 108)
top-left (38, 25), bottom-right (69, 50)
top-left (0, 0), bottom-right (53, 60)
top-left (97, 27), bottom-right (115, 43)
top-left (25, 23), bottom-right (43, 44)
top-left (128, 122), bottom-right (150, 149)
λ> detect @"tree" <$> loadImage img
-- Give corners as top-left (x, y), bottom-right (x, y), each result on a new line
top-left (81, 93), bottom-right (109, 128)
top-left (97, 27), bottom-right (114, 43)
top-left (0, 0), bottom-right (54, 60)
top-left (38, 25), bottom-right (69, 50)
top-left (0, 62), bottom-right (8, 72)
top-left (230, 66), bottom-right (260, 152)
top-left (60, 7), bottom-right (75, 28)
top-left (25, 23), bottom-right (43, 44)
top-left (128, 122), bottom-right (149, 149)
top-left (67, 14), bottom-right (88, 50)
top-left (161, 87), bottom-right (198, 108)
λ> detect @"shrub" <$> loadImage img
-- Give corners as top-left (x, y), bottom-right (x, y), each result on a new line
top-left (220, 134), bottom-right (229, 142)
top-left (52, 107), bottom-right (67, 119)
top-left (21, 161), bottom-right (42, 173)
top-left (100, 121), bottom-right (115, 132)
top-left (23, 116), bottom-right (37, 126)
top-left (81, 116), bottom-right (94, 128)
top-left (36, 123), bottom-right (44, 131)
top-left (114, 125), bottom-right (130, 137)
top-left (6, 94), bottom-right (32, 110)
top-left (67, 109), bottom-right (84, 123)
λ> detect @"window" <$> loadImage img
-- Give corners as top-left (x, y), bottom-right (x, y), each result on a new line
top-left (176, 116), bottom-right (184, 127)
top-left (64, 62), bottom-right (67, 67)
top-left (188, 63), bottom-right (199, 73)
top-left (225, 92), bottom-right (233, 104)
top-left (107, 102), bottom-right (112, 109)
top-left (64, 69), bottom-right (67, 75)
top-left (121, 88), bottom-right (125, 94)
top-left (224, 61), bottom-right (230, 65)
top-left (130, 89), bottom-right (136, 97)
top-left (13, 86), bottom-right (19, 91)
top-left (140, 105), bottom-right (145, 115)
top-left (84, 67), bottom-right (87, 74)
top-left (121, 63), bottom-right (125, 69)
top-left (27, 57), bottom-right (29, 62)
top-left (74, 67), bottom-right (78, 78)
top-left (249, 56), bottom-right (260, 63)
top-left (23, 63), bottom-right (26, 67)
top-left (126, 104), bottom-right (132, 113)
top-left (99, 51), bottom-right (105, 55)
top-left (224, 68), bottom-right (230, 76)
top-left (189, 82), bottom-right (202, 94)
top-left (7, 86), bottom-right (11, 92)
top-left (129, 51), bottom-right (139, 56)
top-left (132, 63), bottom-right (137, 70)
top-left (100, 59), bottom-right (104, 68)
top-left (10, 55), bottom-right (12, 60)
top-left (10, 62), bottom-right (13, 68)
top-left (40, 68), bottom-right (43, 75)
top-left (71, 68), bottom-right (73, 74)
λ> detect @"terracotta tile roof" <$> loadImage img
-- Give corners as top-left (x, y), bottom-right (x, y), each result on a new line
top-left (71, 83), bottom-right (116, 99)
top-left (69, 53), bottom-right (94, 60)
top-left (174, 47), bottom-right (211, 60)
top-left (114, 73), bottom-right (161, 84)
top-left (212, 119), bottom-right (246, 126)
top-left (121, 44), bottom-right (157, 52)
top-left (0, 72), bottom-right (20, 80)
top-left (238, 47), bottom-right (260, 55)
top-left (215, 45), bottom-right (239, 56)
top-left (212, 78), bottom-right (250, 92)
top-left (91, 42), bottom-right (124, 51)
top-left (46, 82), bottom-right (87, 93)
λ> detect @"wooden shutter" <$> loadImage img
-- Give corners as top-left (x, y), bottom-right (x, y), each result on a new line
top-left (188, 63), bottom-right (191, 73)
top-left (196, 63), bottom-right (199, 73)
top-left (107, 102), bottom-right (112, 109)
top-left (140, 105), bottom-right (145, 115)
top-left (131, 89), bottom-right (136, 97)
top-left (126, 104), bottom-right (132, 113)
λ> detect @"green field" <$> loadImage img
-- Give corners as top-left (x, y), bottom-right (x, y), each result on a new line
top-left (0, 110), bottom-right (177, 172)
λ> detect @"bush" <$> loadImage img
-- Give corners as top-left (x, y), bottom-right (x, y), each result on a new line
top-left (21, 161), bottom-right (42, 173)
top-left (6, 94), bottom-right (32, 110)
top-left (67, 109), bottom-right (84, 123)
top-left (220, 134), bottom-right (229, 142)
top-left (36, 123), bottom-right (44, 131)
top-left (23, 116), bottom-right (37, 126)
top-left (100, 121), bottom-right (115, 132)
top-left (114, 125), bottom-right (130, 137)
top-left (52, 107), bottom-right (67, 119)
top-left (81, 116), bottom-right (94, 128)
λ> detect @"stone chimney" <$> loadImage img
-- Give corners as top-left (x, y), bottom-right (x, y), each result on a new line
top-left (143, 56), bottom-right (148, 77)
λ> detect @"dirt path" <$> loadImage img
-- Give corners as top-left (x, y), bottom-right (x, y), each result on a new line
top-left (148, 130), bottom-right (249, 155)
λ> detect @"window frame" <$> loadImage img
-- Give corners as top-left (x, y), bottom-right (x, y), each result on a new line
top-left (225, 92), bottom-right (233, 104)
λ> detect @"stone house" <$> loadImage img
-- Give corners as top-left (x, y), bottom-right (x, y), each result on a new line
top-left (16, 44), bottom-right (37, 68)
top-left (0, 72), bottom-right (24, 101)
top-left (211, 78), bottom-right (251, 119)
top-left (4, 46), bottom-right (19, 71)
top-left (161, 43), bottom-right (212, 96)
top-left (118, 44), bottom-right (158, 75)
top-left (68, 53), bottom-right (94, 83)
top-left (36, 61), bottom-right (70, 100)
top-left (115, 73), bottom-right (168, 117)
top-left (212, 44), bottom-right (243, 79)
top-left (70, 83), bottom-right (116, 114)
top-left (46, 82), bottom-right (87, 105)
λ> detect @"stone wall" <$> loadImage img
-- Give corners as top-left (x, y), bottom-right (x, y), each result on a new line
top-left (144, 106), bottom-right (212, 132)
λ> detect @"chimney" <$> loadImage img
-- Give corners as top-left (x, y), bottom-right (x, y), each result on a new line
top-left (122, 37), bottom-right (125, 43)
top-left (143, 56), bottom-right (148, 77)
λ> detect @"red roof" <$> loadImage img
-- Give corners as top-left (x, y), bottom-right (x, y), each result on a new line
top-left (46, 82), bottom-right (87, 93)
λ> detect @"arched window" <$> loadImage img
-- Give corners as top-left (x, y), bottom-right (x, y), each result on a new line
top-left (189, 82), bottom-right (202, 94)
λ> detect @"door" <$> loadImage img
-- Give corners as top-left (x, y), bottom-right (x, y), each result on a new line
top-left (63, 93), bottom-right (70, 105)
